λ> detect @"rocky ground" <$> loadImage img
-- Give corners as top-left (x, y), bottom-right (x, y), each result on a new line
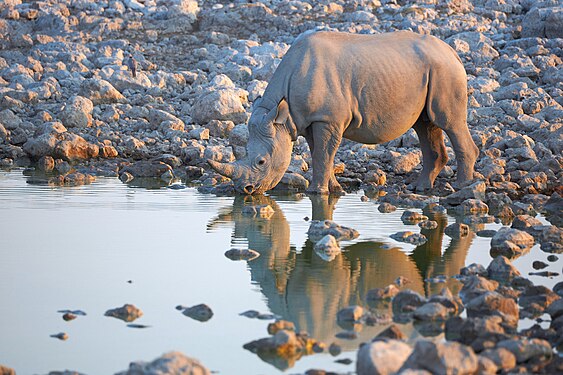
top-left (0, 0), bottom-right (562, 374)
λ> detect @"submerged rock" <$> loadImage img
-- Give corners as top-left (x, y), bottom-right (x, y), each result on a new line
top-left (390, 231), bottom-right (427, 245)
top-left (62, 312), bottom-right (76, 321)
top-left (366, 284), bottom-right (400, 302)
top-left (418, 220), bottom-right (438, 230)
top-left (115, 351), bottom-right (210, 375)
top-left (181, 304), bottom-right (213, 322)
top-left (50, 332), bottom-right (68, 341)
top-left (243, 329), bottom-right (321, 370)
top-left (104, 304), bottom-right (143, 322)
top-left (378, 202), bottom-right (397, 213)
top-left (393, 289), bottom-right (427, 316)
top-left (400, 210), bottom-right (428, 224)
top-left (445, 223), bottom-right (470, 238)
top-left (307, 220), bottom-right (359, 242)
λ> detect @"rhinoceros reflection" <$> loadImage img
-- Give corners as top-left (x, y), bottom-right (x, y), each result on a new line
top-left (209, 195), bottom-right (474, 358)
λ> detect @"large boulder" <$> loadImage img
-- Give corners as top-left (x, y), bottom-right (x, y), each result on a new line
top-left (79, 78), bottom-right (125, 105)
top-left (192, 89), bottom-right (248, 125)
top-left (109, 70), bottom-right (153, 91)
top-left (0, 109), bottom-right (22, 130)
top-left (522, 6), bottom-right (563, 38)
top-left (307, 220), bottom-right (359, 242)
top-left (400, 340), bottom-right (478, 375)
top-left (60, 95), bottom-right (94, 128)
top-left (54, 133), bottom-right (99, 161)
top-left (357, 339), bottom-right (412, 375)
top-left (466, 291), bottom-right (519, 327)
top-left (120, 161), bottom-right (173, 178)
top-left (487, 256), bottom-right (521, 282)
top-left (490, 227), bottom-right (535, 259)
top-left (23, 131), bottom-right (99, 162)
top-left (496, 338), bottom-right (552, 363)
top-left (441, 180), bottom-right (486, 206)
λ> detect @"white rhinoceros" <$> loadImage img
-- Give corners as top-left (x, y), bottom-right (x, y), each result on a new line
top-left (209, 30), bottom-right (479, 195)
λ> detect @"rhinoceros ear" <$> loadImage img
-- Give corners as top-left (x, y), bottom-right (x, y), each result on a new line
top-left (274, 98), bottom-right (290, 124)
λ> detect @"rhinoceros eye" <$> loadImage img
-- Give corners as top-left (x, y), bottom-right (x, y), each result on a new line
top-left (257, 159), bottom-right (266, 166)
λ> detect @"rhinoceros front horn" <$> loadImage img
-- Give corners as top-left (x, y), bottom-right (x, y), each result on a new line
top-left (207, 159), bottom-right (244, 180)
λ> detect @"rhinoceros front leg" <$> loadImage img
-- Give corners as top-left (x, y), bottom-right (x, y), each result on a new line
top-left (305, 122), bottom-right (343, 195)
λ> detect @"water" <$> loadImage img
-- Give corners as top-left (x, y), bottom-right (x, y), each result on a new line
top-left (0, 169), bottom-right (560, 374)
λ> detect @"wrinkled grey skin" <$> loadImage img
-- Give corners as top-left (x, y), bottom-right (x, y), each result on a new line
top-left (209, 30), bottom-right (479, 195)
top-left (208, 98), bottom-right (294, 194)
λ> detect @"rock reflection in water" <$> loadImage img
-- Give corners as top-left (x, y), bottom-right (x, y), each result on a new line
top-left (209, 194), bottom-right (474, 369)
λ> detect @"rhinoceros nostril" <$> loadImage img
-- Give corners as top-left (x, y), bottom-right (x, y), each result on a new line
top-left (243, 185), bottom-right (255, 194)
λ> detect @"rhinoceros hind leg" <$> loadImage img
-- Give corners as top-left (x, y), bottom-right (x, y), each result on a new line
top-left (412, 119), bottom-right (448, 192)
top-left (443, 126), bottom-right (479, 186)
top-left (305, 122), bottom-right (343, 195)
top-left (425, 67), bottom-right (479, 187)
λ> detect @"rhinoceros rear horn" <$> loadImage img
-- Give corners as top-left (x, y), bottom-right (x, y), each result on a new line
top-left (207, 159), bottom-right (243, 180)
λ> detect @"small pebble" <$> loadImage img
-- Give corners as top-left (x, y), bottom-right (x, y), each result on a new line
top-left (335, 331), bottom-right (357, 340)
top-left (239, 310), bottom-right (260, 318)
top-left (167, 184), bottom-right (186, 190)
top-left (532, 261), bottom-right (549, 270)
top-left (182, 303), bottom-right (213, 322)
top-left (335, 358), bottom-right (353, 365)
top-left (57, 309), bottom-right (86, 316)
top-left (312, 342), bottom-right (325, 353)
top-left (304, 216), bottom-right (310, 221)
top-left (476, 229), bottom-right (497, 238)
top-left (395, 276), bottom-right (411, 286)
top-left (256, 313), bottom-right (277, 320)
top-left (378, 202), bottom-right (396, 213)
top-left (418, 220), bottom-right (438, 230)
top-left (529, 271), bottom-right (559, 277)
top-left (57, 310), bottom-right (86, 316)
top-left (62, 313), bottom-right (76, 321)
top-left (547, 255), bottom-right (558, 262)
top-left (360, 195), bottom-right (369, 202)
top-left (328, 342), bottom-right (342, 356)
top-left (50, 332), bottom-right (68, 341)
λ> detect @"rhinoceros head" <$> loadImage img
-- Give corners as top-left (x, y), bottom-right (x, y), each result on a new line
top-left (208, 98), bottom-right (295, 194)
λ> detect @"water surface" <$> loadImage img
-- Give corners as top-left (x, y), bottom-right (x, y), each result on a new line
top-left (0, 169), bottom-right (560, 374)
